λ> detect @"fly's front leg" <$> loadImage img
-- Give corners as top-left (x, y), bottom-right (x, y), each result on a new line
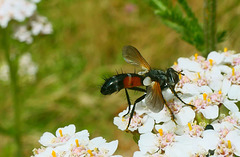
top-left (169, 85), bottom-right (195, 108)
top-left (162, 97), bottom-right (176, 124)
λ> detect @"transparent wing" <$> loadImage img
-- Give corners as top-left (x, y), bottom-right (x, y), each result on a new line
top-left (122, 45), bottom-right (151, 71)
top-left (145, 81), bottom-right (165, 113)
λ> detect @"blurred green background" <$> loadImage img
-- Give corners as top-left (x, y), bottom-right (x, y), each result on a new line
top-left (0, 0), bottom-right (240, 156)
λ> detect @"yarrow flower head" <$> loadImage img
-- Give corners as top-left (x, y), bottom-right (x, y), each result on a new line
top-left (0, 53), bottom-right (38, 83)
top-left (0, 0), bottom-right (52, 44)
top-left (113, 48), bottom-right (240, 156)
top-left (13, 14), bottom-right (53, 44)
top-left (32, 124), bottom-right (122, 157)
top-left (0, 0), bottom-right (38, 28)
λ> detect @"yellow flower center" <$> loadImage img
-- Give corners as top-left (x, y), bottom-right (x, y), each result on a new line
top-left (59, 129), bottom-right (63, 137)
top-left (158, 129), bottom-right (163, 136)
top-left (52, 151), bottom-right (56, 157)
top-left (75, 139), bottom-right (80, 147)
top-left (194, 53), bottom-right (198, 60)
top-left (197, 72), bottom-right (201, 79)
top-left (232, 68), bottom-right (235, 76)
top-left (87, 149), bottom-right (94, 156)
top-left (203, 93), bottom-right (207, 101)
top-left (228, 140), bottom-right (232, 149)
top-left (209, 59), bottom-right (213, 66)
top-left (224, 47), bottom-right (228, 52)
top-left (188, 123), bottom-right (192, 131)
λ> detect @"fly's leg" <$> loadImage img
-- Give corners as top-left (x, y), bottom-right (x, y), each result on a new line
top-left (123, 89), bottom-right (131, 117)
top-left (169, 86), bottom-right (195, 108)
top-left (125, 94), bottom-right (146, 131)
top-left (123, 87), bottom-right (146, 117)
top-left (163, 98), bottom-right (177, 124)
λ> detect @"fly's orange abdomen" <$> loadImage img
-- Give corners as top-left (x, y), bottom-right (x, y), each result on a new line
top-left (123, 75), bottom-right (143, 88)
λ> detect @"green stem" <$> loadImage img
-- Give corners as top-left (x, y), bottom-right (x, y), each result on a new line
top-left (203, 0), bottom-right (217, 56)
top-left (2, 28), bottom-right (22, 157)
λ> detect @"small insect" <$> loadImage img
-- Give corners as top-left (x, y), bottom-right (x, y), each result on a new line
top-left (101, 45), bottom-right (190, 130)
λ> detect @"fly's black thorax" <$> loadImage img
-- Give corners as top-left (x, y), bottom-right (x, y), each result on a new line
top-left (146, 70), bottom-right (168, 88)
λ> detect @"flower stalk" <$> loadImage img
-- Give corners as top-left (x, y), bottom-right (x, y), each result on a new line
top-left (203, 0), bottom-right (217, 56)
top-left (1, 27), bottom-right (22, 157)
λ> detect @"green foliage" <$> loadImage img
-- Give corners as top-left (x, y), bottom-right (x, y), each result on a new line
top-left (146, 0), bottom-right (226, 54)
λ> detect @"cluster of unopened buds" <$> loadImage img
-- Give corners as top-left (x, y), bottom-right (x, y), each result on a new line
top-left (31, 124), bottom-right (122, 157)
top-left (114, 48), bottom-right (240, 156)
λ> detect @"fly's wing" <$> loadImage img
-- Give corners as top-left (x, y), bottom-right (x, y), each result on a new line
top-left (145, 81), bottom-right (165, 113)
top-left (122, 45), bottom-right (151, 71)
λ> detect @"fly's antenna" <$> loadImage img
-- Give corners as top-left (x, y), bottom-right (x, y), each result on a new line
top-left (178, 70), bottom-right (185, 76)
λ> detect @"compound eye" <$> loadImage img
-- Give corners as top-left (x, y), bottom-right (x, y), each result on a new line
top-left (167, 68), bottom-right (179, 85)
top-left (173, 73), bottom-right (179, 84)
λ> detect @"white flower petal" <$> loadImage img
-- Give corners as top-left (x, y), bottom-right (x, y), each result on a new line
top-left (138, 133), bottom-right (158, 154)
top-left (56, 124), bottom-right (76, 137)
top-left (207, 51), bottom-right (224, 64)
top-left (199, 105), bottom-right (219, 119)
top-left (75, 130), bottom-right (89, 143)
top-left (138, 116), bottom-right (154, 134)
top-left (222, 78), bottom-right (231, 95)
top-left (155, 120), bottom-right (176, 133)
top-left (198, 85), bottom-right (213, 94)
top-left (148, 107), bottom-right (171, 123)
top-left (201, 130), bottom-right (219, 150)
top-left (223, 99), bottom-right (239, 112)
top-left (209, 80), bottom-right (222, 91)
top-left (212, 121), bottom-right (235, 132)
top-left (226, 130), bottom-right (240, 156)
top-left (166, 135), bottom-right (202, 157)
top-left (206, 66), bottom-right (223, 81)
top-left (178, 58), bottom-right (203, 72)
top-left (228, 85), bottom-right (240, 100)
top-left (218, 65), bottom-right (232, 75)
top-left (101, 140), bottom-right (119, 156)
top-left (38, 132), bottom-right (55, 146)
top-left (133, 151), bottom-right (145, 157)
top-left (175, 107), bottom-right (195, 125)
top-left (89, 137), bottom-right (106, 149)
top-left (181, 83), bottom-right (200, 95)
top-left (113, 117), bottom-right (127, 131)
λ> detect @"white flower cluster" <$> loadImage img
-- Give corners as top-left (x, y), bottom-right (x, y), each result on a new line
top-left (32, 124), bottom-right (122, 157)
top-left (0, 0), bottom-right (52, 43)
top-left (0, 53), bottom-right (38, 83)
top-left (13, 15), bottom-right (53, 44)
top-left (0, 0), bottom-right (38, 28)
top-left (114, 49), bottom-right (240, 156)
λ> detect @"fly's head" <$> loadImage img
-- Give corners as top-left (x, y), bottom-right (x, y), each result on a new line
top-left (166, 68), bottom-right (181, 87)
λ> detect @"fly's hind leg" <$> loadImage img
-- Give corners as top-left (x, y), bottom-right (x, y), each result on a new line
top-left (123, 88), bottom-right (132, 117)
top-left (123, 87), bottom-right (146, 117)
top-left (125, 94), bottom-right (146, 131)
